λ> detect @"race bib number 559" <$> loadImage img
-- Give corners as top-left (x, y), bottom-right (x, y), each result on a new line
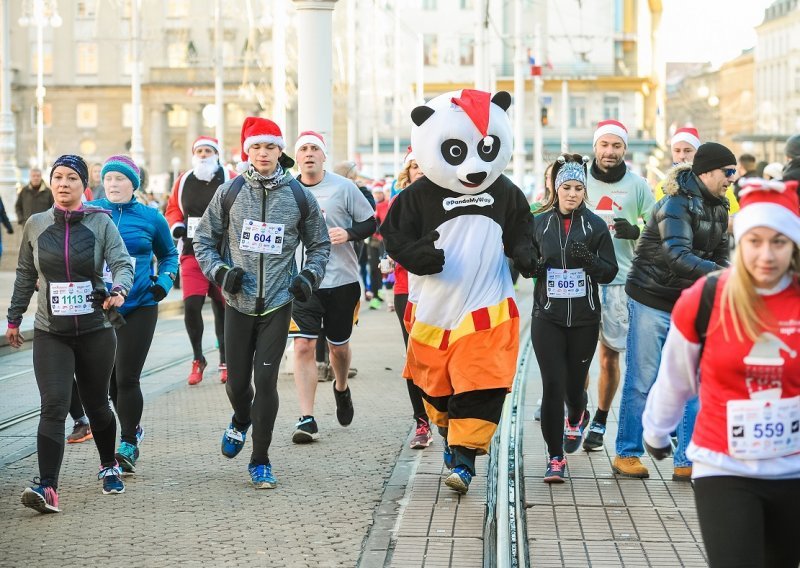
top-left (727, 396), bottom-right (800, 459)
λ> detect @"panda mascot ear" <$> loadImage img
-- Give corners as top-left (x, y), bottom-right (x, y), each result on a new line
top-left (411, 105), bottom-right (435, 127)
top-left (491, 91), bottom-right (512, 112)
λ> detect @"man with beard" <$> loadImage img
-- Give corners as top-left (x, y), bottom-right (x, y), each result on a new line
top-left (166, 137), bottom-right (235, 385)
top-left (579, 120), bottom-right (655, 457)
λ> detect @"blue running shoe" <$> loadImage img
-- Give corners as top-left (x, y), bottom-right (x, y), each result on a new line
top-left (221, 421), bottom-right (247, 458)
top-left (443, 439), bottom-right (455, 470)
top-left (444, 465), bottom-right (473, 494)
top-left (582, 421), bottom-right (606, 452)
top-left (135, 425), bottom-right (144, 446)
top-left (248, 463), bottom-right (277, 489)
top-left (115, 442), bottom-right (138, 475)
top-left (20, 479), bottom-right (60, 513)
top-left (98, 463), bottom-right (125, 495)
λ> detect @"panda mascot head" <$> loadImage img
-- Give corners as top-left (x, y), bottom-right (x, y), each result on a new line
top-left (410, 89), bottom-right (513, 195)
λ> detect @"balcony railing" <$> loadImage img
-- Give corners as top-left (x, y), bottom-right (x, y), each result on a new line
top-left (496, 61), bottom-right (618, 79)
top-left (148, 65), bottom-right (257, 85)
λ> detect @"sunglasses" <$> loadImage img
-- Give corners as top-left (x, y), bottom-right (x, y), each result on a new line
top-left (720, 168), bottom-right (736, 178)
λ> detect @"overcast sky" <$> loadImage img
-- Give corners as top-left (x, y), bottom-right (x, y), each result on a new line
top-left (659, 0), bottom-right (775, 66)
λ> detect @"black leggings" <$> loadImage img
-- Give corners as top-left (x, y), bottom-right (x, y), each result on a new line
top-left (109, 305), bottom-right (158, 444)
top-left (184, 294), bottom-right (225, 363)
top-left (224, 303), bottom-right (292, 466)
top-left (33, 328), bottom-right (117, 488)
top-left (68, 380), bottom-right (85, 421)
top-left (694, 476), bottom-right (800, 568)
top-left (367, 243), bottom-right (384, 296)
top-left (393, 293), bottom-right (427, 422)
top-left (531, 317), bottom-right (598, 458)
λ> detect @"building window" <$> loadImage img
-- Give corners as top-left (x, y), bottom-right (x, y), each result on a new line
top-left (30, 103), bottom-right (53, 128)
top-left (122, 44), bottom-right (134, 75)
top-left (459, 36), bottom-right (474, 66)
top-left (423, 34), bottom-right (438, 66)
top-left (167, 0), bottom-right (189, 18)
top-left (30, 42), bottom-right (53, 75)
top-left (123, 103), bottom-right (132, 128)
top-left (167, 42), bottom-right (189, 68)
top-left (76, 0), bottom-right (97, 18)
top-left (460, 0), bottom-right (474, 8)
top-left (569, 96), bottom-right (587, 128)
top-left (167, 105), bottom-right (188, 128)
top-left (422, 0), bottom-right (437, 9)
top-left (77, 43), bottom-right (98, 75)
top-left (76, 103), bottom-right (98, 128)
top-left (603, 95), bottom-right (620, 121)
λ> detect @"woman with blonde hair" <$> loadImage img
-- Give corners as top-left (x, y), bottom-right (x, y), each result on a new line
top-left (643, 178), bottom-right (800, 568)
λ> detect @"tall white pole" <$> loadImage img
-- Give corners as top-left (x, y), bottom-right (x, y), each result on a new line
top-left (214, 0), bottom-right (225, 158)
top-left (532, 24), bottom-right (543, 191)
top-left (0, 0), bottom-right (18, 214)
top-left (370, 0), bottom-right (378, 178)
top-left (474, 0), bottom-right (486, 90)
top-left (293, 0), bottom-right (338, 163)
top-left (346, 0), bottom-right (356, 159)
top-left (272, 0), bottom-right (287, 130)
top-left (35, 2), bottom-right (44, 168)
top-left (512, 0), bottom-right (525, 188)
top-left (130, 0), bottom-right (144, 165)
top-left (560, 80), bottom-right (568, 153)
top-left (416, 33), bottom-right (424, 104)
top-left (392, 1), bottom-right (400, 174)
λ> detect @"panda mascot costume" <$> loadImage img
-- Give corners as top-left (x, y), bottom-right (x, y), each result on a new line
top-left (381, 89), bottom-right (534, 494)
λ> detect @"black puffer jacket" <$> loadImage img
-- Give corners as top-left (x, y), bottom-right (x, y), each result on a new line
top-left (532, 202), bottom-right (618, 327)
top-left (626, 163), bottom-right (730, 312)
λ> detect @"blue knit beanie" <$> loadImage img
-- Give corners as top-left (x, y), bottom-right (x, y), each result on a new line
top-left (101, 155), bottom-right (140, 190)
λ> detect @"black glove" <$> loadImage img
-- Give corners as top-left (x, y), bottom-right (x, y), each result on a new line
top-left (569, 241), bottom-right (595, 268)
top-left (289, 269), bottom-right (316, 302)
top-left (644, 439), bottom-right (672, 461)
top-left (613, 218), bottom-right (640, 240)
top-left (172, 225), bottom-right (187, 239)
top-left (6, 226), bottom-right (12, 235)
top-left (512, 245), bottom-right (536, 278)
top-left (532, 258), bottom-right (548, 279)
top-left (88, 287), bottom-right (110, 309)
top-left (150, 284), bottom-right (167, 302)
top-left (407, 231), bottom-right (445, 275)
top-left (215, 266), bottom-right (245, 294)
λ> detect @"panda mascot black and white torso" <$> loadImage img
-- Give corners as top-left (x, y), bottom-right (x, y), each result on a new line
top-left (381, 89), bottom-right (534, 493)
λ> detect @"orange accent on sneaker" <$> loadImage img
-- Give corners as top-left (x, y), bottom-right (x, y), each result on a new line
top-left (219, 364), bottom-right (227, 384)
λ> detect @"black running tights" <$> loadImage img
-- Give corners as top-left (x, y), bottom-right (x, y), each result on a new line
top-left (184, 294), bottom-right (225, 363)
top-left (109, 305), bottom-right (158, 444)
top-left (531, 316), bottom-right (598, 458)
top-left (393, 293), bottom-right (427, 422)
top-left (224, 303), bottom-right (292, 466)
top-left (33, 328), bottom-right (117, 488)
top-left (694, 476), bottom-right (800, 568)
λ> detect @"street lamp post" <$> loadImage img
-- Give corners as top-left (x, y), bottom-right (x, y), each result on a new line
top-left (19, 0), bottom-right (61, 169)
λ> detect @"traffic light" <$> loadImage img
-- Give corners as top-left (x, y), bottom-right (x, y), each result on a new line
top-left (540, 107), bottom-right (548, 126)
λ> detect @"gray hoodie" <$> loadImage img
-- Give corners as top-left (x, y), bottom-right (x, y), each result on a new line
top-left (193, 172), bottom-right (330, 315)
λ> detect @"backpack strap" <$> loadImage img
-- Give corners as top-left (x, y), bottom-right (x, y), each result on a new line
top-left (288, 177), bottom-right (309, 232)
top-left (695, 272), bottom-right (721, 351)
top-left (217, 175), bottom-right (246, 256)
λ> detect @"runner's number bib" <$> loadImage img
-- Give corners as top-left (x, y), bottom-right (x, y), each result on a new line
top-left (186, 216), bottom-right (201, 239)
top-left (546, 268), bottom-right (586, 298)
top-left (727, 396), bottom-right (800, 459)
top-left (103, 257), bottom-right (136, 285)
top-left (239, 219), bottom-right (285, 255)
top-left (50, 281), bottom-right (93, 316)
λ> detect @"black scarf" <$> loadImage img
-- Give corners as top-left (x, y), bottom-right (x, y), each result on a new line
top-left (590, 158), bottom-right (627, 184)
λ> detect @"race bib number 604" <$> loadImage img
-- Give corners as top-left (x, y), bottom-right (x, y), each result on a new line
top-left (239, 219), bottom-right (285, 255)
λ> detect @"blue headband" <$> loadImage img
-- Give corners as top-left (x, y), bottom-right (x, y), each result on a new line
top-left (554, 162), bottom-right (586, 190)
top-left (51, 154), bottom-right (89, 188)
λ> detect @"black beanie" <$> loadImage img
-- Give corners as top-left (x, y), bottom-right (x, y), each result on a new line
top-left (691, 142), bottom-right (737, 176)
top-left (786, 134), bottom-right (800, 160)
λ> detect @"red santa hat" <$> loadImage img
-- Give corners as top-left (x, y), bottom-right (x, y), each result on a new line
top-left (403, 146), bottom-right (416, 166)
top-left (294, 131), bottom-right (328, 157)
top-left (671, 127), bottom-right (701, 150)
top-left (193, 136), bottom-right (221, 154)
top-left (451, 89), bottom-right (495, 148)
top-left (593, 119), bottom-right (628, 146)
top-left (238, 116), bottom-right (285, 172)
top-left (733, 178), bottom-right (800, 245)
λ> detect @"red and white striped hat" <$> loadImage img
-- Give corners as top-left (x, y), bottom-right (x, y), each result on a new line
top-left (671, 127), bottom-right (701, 150)
top-left (193, 136), bottom-right (221, 154)
top-left (734, 178), bottom-right (800, 244)
top-left (593, 119), bottom-right (628, 146)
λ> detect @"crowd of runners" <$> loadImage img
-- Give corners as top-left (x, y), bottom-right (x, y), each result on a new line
top-left (5, 89), bottom-right (799, 567)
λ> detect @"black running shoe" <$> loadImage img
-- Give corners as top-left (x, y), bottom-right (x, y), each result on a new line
top-left (582, 422), bottom-right (606, 452)
top-left (563, 411), bottom-right (590, 454)
top-left (292, 416), bottom-right (319, 444)
top-left (333, 383), bottom-right (354, 426)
